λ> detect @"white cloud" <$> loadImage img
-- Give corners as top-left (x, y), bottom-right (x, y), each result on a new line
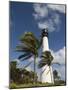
top-left (60, 65), bottom-right (65, 80)
top-left (51, 46), bottom-right (65, 64)
top-left (33, 3), bottom-right (65, 32)
top-left (47, 4), bottom-right (65, 13)
top-left (33, 4), bottom-right (65, 19)
top-left (33, 4), bottom-right (48, 19)
top-left (50, 46), bottom-right (66, 80)
top-left (38, 19), bottom-right (55, 32)
top-left (52, 13), bottom-right (60, 25)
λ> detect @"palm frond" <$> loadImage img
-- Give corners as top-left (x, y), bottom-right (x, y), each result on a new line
top-left (20, 32), bottom-right (40, 49)
top-left (38, 60), bottom-right (47, 68)
top-left (21, 38), bottom-right (36, 48)
top-left (38, 51), bottom-right (54, 68)
top-left (20, 32), bottom-right (36, 44)
top-left (23, 61), bottom-right (32, 69)
top-left (18, 52), bottom-right (31, 59)
top-left (16, 45), bottom-right (35, 55)
top-left (16, 43), bottom-right (35, 52)
top-left (20, 54), bottom-right (32, 61)
top-left (52, 62), bottom-right (60, 65)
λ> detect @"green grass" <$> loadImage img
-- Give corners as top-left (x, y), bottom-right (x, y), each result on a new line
top-left (10, 83), bottom-right (53, 89)
top-left (9, 81), bottom-right (66, 89)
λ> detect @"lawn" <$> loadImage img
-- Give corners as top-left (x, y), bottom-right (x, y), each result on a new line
top-left (9, 81), bottom-right (66, 89)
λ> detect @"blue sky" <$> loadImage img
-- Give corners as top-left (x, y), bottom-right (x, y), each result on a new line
top-left (10, 1), bottom-right (66, 80)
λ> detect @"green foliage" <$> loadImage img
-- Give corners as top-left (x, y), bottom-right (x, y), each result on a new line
top-left (54, 80), bottom-right (66, 86)
top-left (10, 61), bottom-right (38, 84)
top-left (53, 70), bottom-right (58, 79)
top-left (10, 82), bottom-right (17, 89)
top-left (10, 81), bottom-right (66, 89)
top-left (38, 51), bottom-right (53, 68)
top-left (10, 61), bottom-right (21, 83)
top-left (16, 32), bottom-right (40, 58)
top-left (53, 70), bottom-right (61, 82)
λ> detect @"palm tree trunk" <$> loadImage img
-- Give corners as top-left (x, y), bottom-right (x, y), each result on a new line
top-left (40, 72), bottom-right (42, 82)
top-left (34, 56), bottom-right (36, 84)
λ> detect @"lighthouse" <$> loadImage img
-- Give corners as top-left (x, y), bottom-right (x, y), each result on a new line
top-left (41, 28), bottom-right (54, 83)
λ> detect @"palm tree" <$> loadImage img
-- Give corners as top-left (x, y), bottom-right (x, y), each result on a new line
top-left (16, 32), bottom-right (40, 84)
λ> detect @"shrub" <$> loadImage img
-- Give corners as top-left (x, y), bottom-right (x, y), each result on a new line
top-left (54, 80), bottom-right (66, 86)
top-left (9, 82), bottom-right (17, 89)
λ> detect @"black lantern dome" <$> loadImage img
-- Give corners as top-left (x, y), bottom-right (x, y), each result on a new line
top-left (42, 28), bottom-right (48, 37)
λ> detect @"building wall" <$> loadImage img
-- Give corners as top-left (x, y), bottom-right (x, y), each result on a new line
top-left (43, 36), bottom-right (49, 51)
top-left (42, 65), bottom-right (54, 83)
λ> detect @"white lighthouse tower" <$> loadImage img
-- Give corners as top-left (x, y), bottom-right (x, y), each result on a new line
top-left (41, 28), bottom-right (54, 83)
